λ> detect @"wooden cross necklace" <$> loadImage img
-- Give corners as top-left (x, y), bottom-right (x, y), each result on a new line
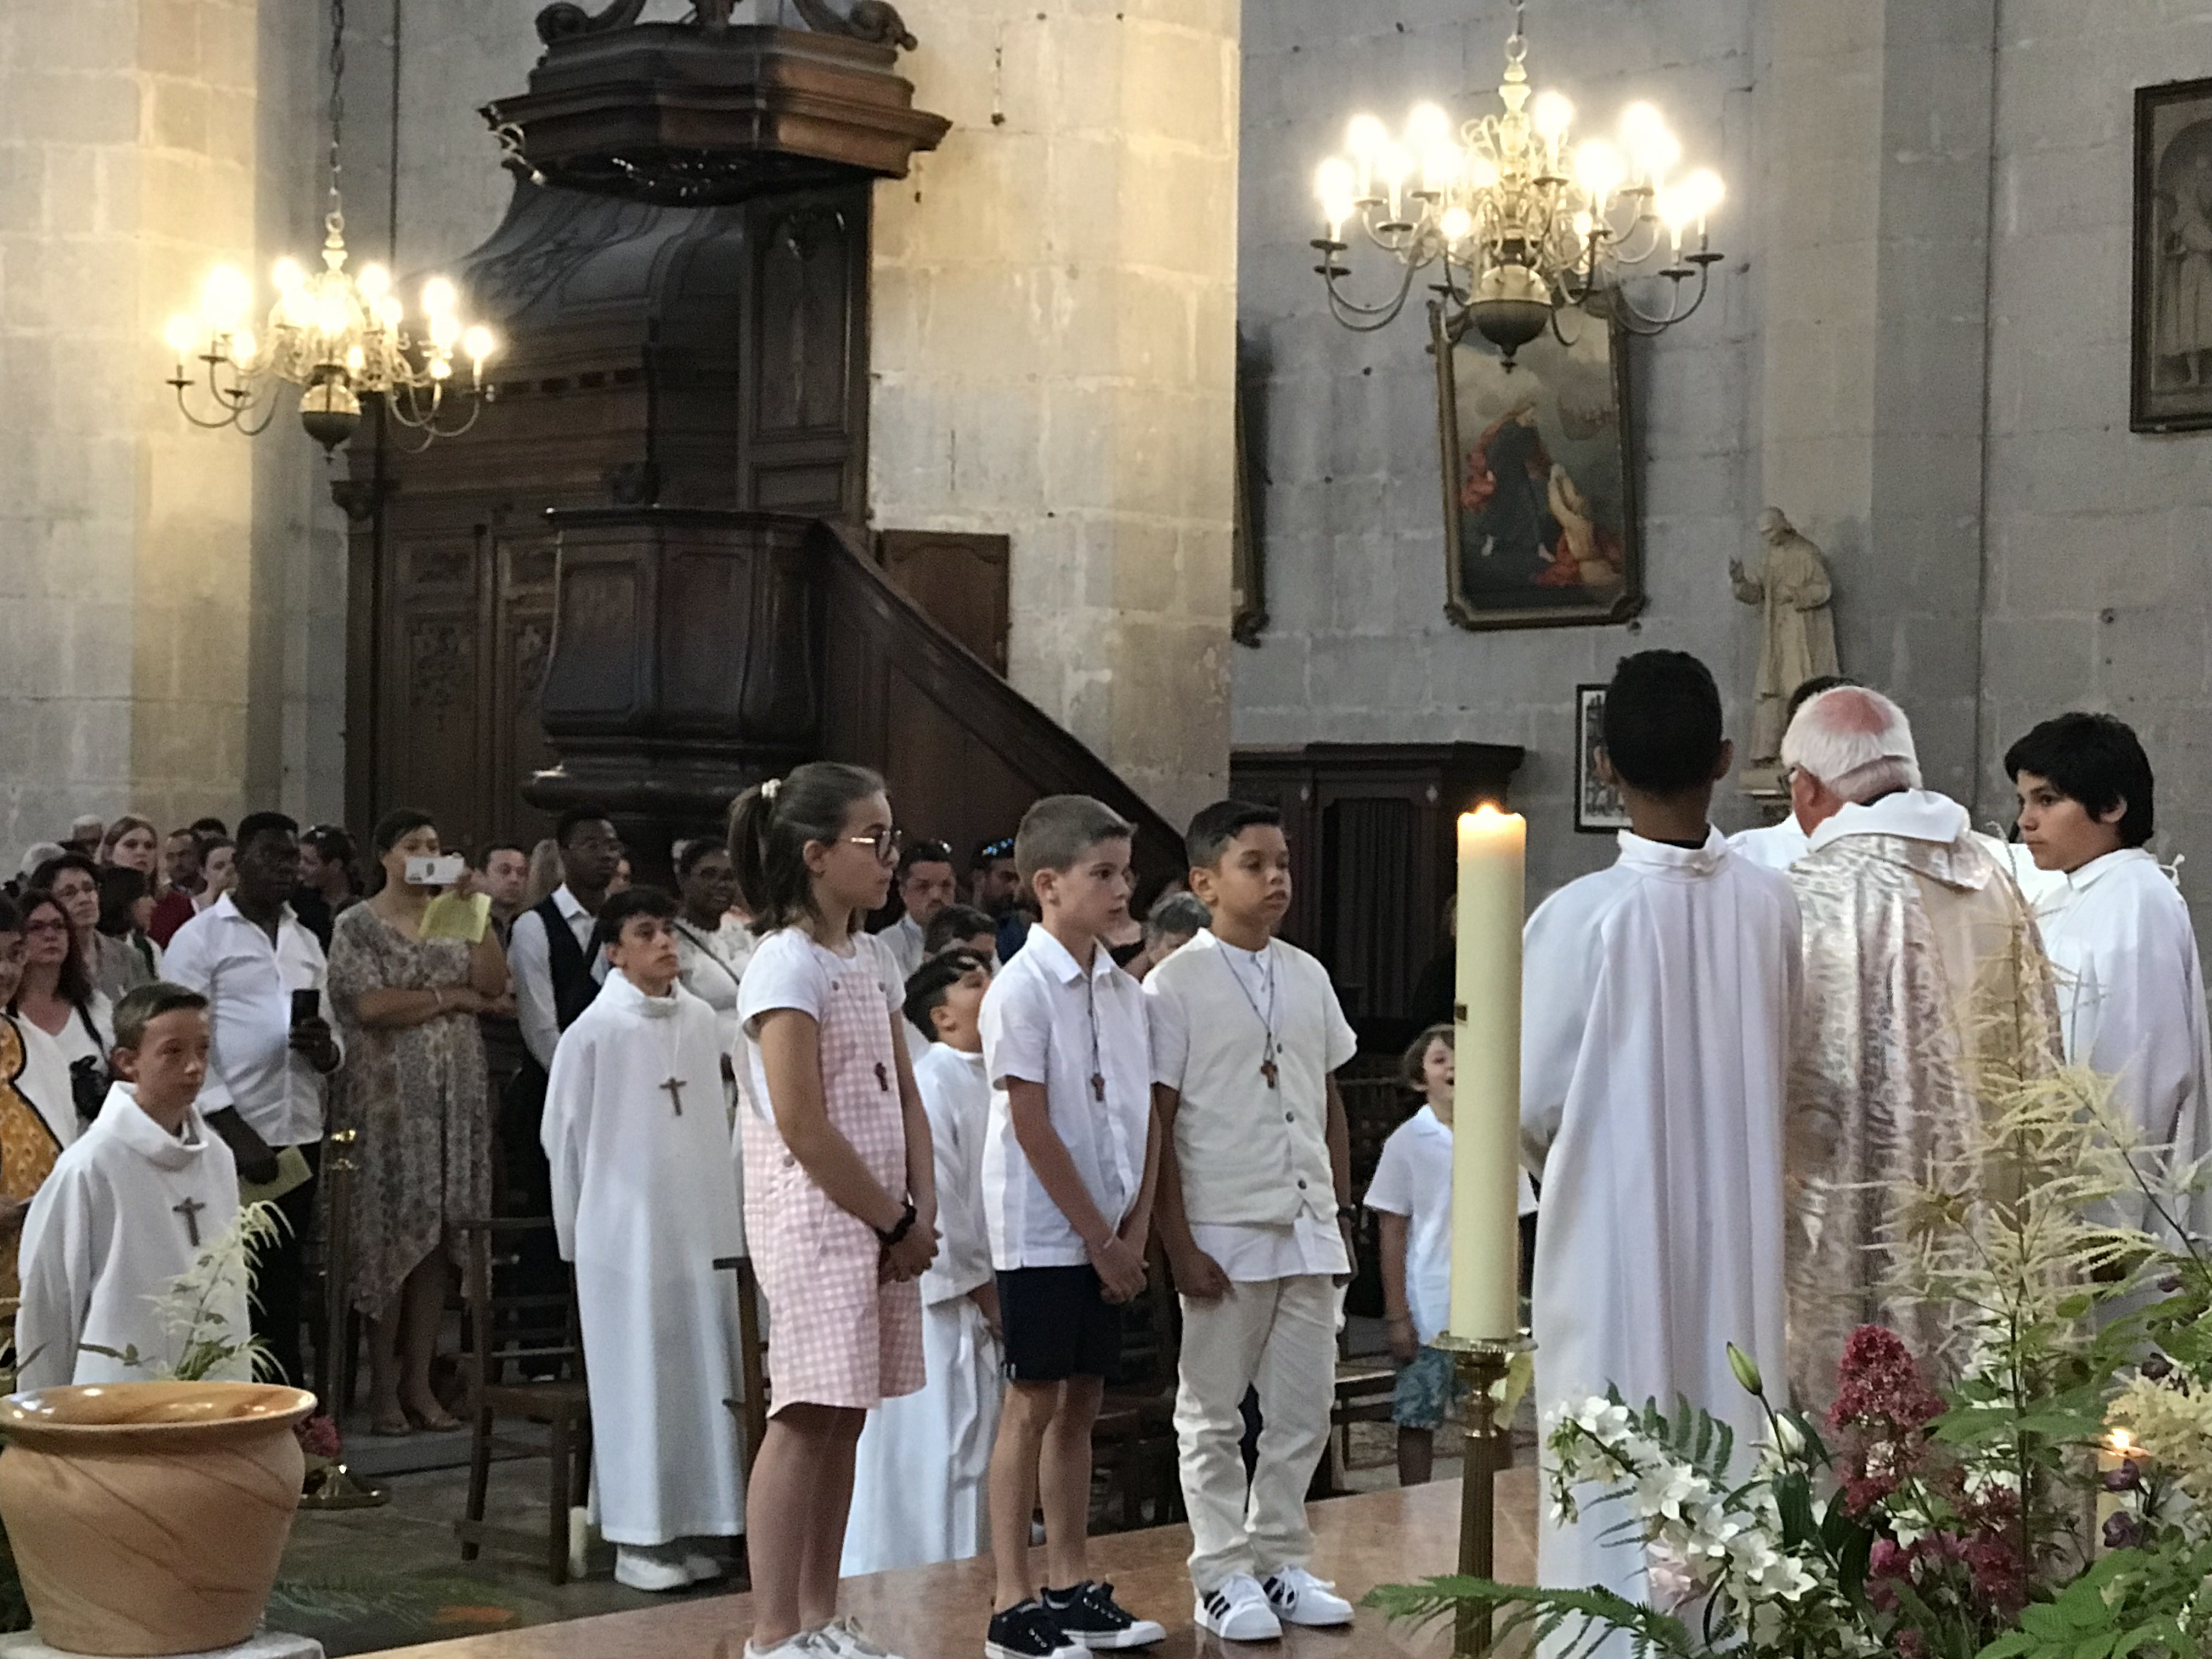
top-left (173, 1197), bottom-right (206, 1248)
top-left (1086, 975), bottom-right (1106, 1102)
top-left (1221, 942), bottom-right (1282, 1089)
top-left (656, 1000), bottom-right (686, 1115)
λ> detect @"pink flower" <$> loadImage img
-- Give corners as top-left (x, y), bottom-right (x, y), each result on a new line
top-left (295, 1413), bottom-right (342, 1461)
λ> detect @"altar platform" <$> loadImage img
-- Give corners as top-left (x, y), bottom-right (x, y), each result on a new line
top-left (362, 1470), bottom-right (1539, 1659)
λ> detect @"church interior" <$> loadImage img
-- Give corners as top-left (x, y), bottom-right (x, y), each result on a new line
top-left (3, 0), bottom-right (2212, 1656)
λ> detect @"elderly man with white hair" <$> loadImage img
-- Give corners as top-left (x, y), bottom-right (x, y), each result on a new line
top-left (1780, 686), bottom-right (2058, 1406)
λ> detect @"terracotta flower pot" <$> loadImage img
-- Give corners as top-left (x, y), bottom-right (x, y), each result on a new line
top-left (0, 1380), bottom-right (316, 1656)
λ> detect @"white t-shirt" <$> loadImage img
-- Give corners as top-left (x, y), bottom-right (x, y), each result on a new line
top-left (979, 927), bottom-right (1151, 1269)
top-left (1364, 1105), bottom-right (1454, 1346)
top-left (1146, 931), bottom-right (1357, 1243)
top-left (735, 927), bottom-right (902, 1127)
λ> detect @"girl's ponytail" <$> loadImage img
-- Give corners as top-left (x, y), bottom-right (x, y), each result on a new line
top-left (726, 763), bottom-right (884, 935)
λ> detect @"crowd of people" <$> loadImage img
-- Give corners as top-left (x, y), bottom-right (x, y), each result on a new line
top-left (0, 651), bottom-right (2201, 1659)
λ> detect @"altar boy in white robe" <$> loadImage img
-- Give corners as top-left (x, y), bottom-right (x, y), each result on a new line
top-left (843, 947), bottom-right (1005, 1576)
top-left (17, 982), bottom-right (245, 1391)
top-left (2007, 712), bottom-right (2211, 1240)
top-left (543, 886), bottom-right (747, 1594)
top-left (1522, 651), bottom-right (1798, 1614)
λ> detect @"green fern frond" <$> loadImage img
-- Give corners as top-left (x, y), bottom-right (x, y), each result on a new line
top-left (1364, 1576), bottom-right (1699, 1659)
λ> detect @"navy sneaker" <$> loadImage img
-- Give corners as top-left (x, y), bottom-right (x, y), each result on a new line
top-left (986, 1600), bottom-right (1085, 1659)
top-left (1040, 1582), bottom-right (1166, 1650)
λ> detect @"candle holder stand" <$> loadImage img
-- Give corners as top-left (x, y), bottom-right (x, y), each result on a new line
top-left (1431, 1331), bottom-right (1534, 1658)
top-left (301, 1128), bottom-right (389, 1512)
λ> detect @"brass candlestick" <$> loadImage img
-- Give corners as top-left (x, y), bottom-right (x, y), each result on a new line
top-left (300, 1128), bottom-right (389, 1511)
top-left (1432, 1331), bottom-right (1533, 1658)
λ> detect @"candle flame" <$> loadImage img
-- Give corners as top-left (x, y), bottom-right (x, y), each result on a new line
top-left (1460, 803), bottom-right (1520, 829)
top-left (2111, 1428), bottom-right (2134, 1455)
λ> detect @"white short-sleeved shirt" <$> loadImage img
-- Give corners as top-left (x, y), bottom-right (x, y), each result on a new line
top-left (735, 927), bottom-right (902, 1126)
top-left (1146, 932), bottom-right (1357, 1248)
top-left (979, 926), bottom-right (1151, 1270)
top-left (1364, 1105), bottom-right (1454, 1345)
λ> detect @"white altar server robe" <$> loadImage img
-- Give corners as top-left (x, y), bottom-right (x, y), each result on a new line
top-left (2036, 848), bottom-right (2212, 1242)
top-left (543, 973), bottom-right (747, 1545)
top-left (16, 1083), bottom-right (244, 1391)
top-left (1521, 831), bottom-right (1798, 1615)
top-left (843, 1039), bottom-right (1004, 1576)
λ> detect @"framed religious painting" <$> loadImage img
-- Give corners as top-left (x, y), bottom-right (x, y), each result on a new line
top-left (2132, 76), bottom-right (2212, 432)
top-left (1433, 300), bottom-right (1645, 630)
top-left (1575, 684), bottom-right (1631, 833)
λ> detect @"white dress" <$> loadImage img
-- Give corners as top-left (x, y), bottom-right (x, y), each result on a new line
top-left (1522, 831), bottom-right (1798, 1613)
top-left (2034, 848), bottom-right (2212, 1242)
top-left (542, 973), bottom-right (747, 1545)
top-left (16, 1083), bottom-right (246, 1391)
top-left (842, 1041), bottom-right (1004, 1575)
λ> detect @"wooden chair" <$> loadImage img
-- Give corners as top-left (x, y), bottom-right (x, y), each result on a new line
top-left (1093, 1251), bottom-right (1183, 1531)
top-left (714, 1255), bottom-right (769, 1477)
top-left (453, 1217), bottom-right (592, 1585)
top-left (1314, 1352), bottom-right (1399, 1496)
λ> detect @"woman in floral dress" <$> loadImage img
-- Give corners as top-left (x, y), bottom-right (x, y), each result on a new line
top-left (328, 808), bottom-right (510, 1435)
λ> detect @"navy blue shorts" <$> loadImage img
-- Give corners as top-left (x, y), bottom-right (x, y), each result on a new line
top-left (996, 1266), bottom-right (1123, 1384)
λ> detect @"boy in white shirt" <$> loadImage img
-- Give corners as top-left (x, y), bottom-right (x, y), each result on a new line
top-left (980, 798), bottom-right (1164, 1659)
top-left (1366, 1025), bottom-right (1461, 1486)
top-left (17, 982), bottom-right (245, 1390)
top-left (1148, 800), bottom-right (1359, 1643)
top-left (845, 947), bottom-right (1005, 1576)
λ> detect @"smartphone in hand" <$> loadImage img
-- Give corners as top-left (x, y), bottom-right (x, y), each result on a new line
top-left (290, 988), bottom-right (320, 1029)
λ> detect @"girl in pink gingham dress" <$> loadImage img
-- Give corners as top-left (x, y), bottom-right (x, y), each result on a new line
top-left (729, 764), bottom-right (939, 1659)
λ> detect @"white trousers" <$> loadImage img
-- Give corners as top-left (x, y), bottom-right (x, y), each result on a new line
top-left (1173, 1274), bottom-right (1341, 1592)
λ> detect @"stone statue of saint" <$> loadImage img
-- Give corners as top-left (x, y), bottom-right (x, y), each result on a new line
top-left (1730, 508), bottom-right (1840, 766)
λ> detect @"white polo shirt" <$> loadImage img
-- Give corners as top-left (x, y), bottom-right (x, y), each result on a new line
top-left (979, 926), bottom-right (1150, 1270)
top-left (1145, 931), bottom-right (1356, 1253)
top-left (1364, 1105), bottom-right (1453, 1345)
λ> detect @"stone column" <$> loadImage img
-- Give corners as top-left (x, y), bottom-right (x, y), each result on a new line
top-left (0, 0), bottom-right (261, 845)
top-left (868, 0), bottom-right (1240, 829)
top-left (1756, 0), bottom-right (1999, 802)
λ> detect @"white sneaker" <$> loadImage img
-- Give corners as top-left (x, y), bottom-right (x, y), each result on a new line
top-left (616, 1544), bottom-right (695, 1593)
top-left (1262, 1566), bottom-right (1354, 1627)
top-left (746, 1633), bottom-right (825, 1659)
top-left (685, 1552), bottom-right (727, 1583)
top-left (815, 1616), bottom-right (905, 1659)
top-left (1194, 1575), bottom-right (1282, 1643)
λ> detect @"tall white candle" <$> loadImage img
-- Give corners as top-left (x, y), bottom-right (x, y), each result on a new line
top-left (1448, 804), bottom-right (1525, 1344)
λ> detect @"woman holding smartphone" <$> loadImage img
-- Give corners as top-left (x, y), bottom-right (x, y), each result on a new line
top-left (327, 808), bottom-right (509, 1435)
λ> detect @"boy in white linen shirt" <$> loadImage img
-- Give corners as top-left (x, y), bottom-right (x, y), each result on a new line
top-left (844, 947), bottom-right (1005, 1576)
top-left (1148, 800), bottom-right (1359, 1644)
top-left (980, 797), bottom-right (1164, 1659)
top-left (17, 982), bottom-right (245, 1391)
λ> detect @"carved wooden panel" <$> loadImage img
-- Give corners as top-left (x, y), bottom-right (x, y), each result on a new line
top-left (876, 530), bottom-right (1010, 674)
top-left (755, 205), bottom-right (852, 436)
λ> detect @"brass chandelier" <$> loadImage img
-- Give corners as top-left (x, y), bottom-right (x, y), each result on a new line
top-left (1309, 0), bottom-right (1725, 364)
top-left (162, 0), bottom-right (496, 452)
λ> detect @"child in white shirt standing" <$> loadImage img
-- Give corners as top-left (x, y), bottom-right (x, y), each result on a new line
top-left (1148, 800), bottom-right (1359, 1643)
top-left (844, 947), bottom-right (1004, 1576)
top-left (1365, 1025), bottom-right (1460, 1486)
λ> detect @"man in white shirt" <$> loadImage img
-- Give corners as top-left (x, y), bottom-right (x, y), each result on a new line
top-left (878, 839), bottom-right (959, 982)
top-left (1150, 801), bottom-right (1358, 1642)
top-left (160, 812), bottom-right (340, 1389)
top-left (502, 808), bottom-right (619, 1289)
top-left (2007, 713), bottom-right (2210, 1242)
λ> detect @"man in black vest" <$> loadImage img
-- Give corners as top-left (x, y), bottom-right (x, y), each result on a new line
top-left (502, 808), bottom-right (622, 1300)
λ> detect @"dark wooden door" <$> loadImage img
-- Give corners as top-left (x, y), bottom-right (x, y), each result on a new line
top-left (874, 531), bottom-right (1011, 674)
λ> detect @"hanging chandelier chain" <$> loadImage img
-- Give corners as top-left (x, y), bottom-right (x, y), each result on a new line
top-left (326, 0), bottom-right (347, 224)
top-left (1505, 0), bottom-right (1526, 65)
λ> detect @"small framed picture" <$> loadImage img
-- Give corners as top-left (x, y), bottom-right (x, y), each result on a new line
top-left (2134, 76), bottom-right (2212, 432)
top-left (1575, 684), bottom-right (1630, 833)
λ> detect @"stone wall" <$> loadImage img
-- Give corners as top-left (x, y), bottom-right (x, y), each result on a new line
top-left (1235, 0), bottom-right (1760, 907)
top-left (869, 0), bottom-right (1242, 830)
top-left (1979, 0), bottom-right (2212, 896)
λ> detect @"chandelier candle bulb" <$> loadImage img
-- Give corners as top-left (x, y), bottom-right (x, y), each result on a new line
top-left (1448, 804), bottom-right (1525, 1346)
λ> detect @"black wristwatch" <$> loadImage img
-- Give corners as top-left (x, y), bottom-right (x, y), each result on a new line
top-left (1336, 1203), bottom-right (1358, 1222)
top-left (876, 1200), bottom-right (918, 1249)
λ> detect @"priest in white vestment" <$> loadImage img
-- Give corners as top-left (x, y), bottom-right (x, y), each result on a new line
top-left (543, 889), bottom-right (747, 1594)
top-left (1522, 653), bottom-right (1798, 1615)
top-left (1783, 687), bottom-right (2059, 1406)
top-left (18, 984), bottom-right (245, 1391)
top-left (2007, 713), bottom-right (2211, 1242)
top-left (844, 947), bottom-right (1003, 1576)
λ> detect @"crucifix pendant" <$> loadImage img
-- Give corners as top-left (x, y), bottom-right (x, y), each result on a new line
top-left (660, 1076), bottom-right (686, 1116)
top-left (173, 1197), bottom-right (205, 1248)
top-left (1090, 1073), bottom-right (1105, 1102)
top-left (874, 1062), bottom-right (890, 1093)
top-left (1261, 1058), bottom-right (1279, 1090)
